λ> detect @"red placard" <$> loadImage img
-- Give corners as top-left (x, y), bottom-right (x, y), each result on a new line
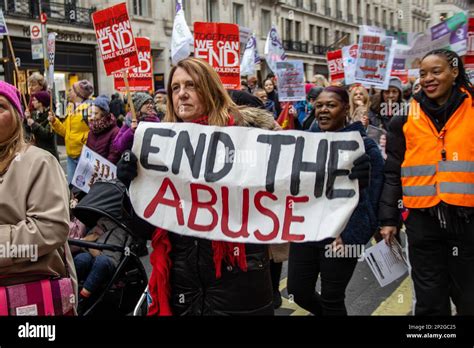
top-left (194, 22), bottom-right (241, 90)
top-left (327, 49), bottom-right (344, 82)
top-left (391, 69), bottom-right (409, 84)
top-left (466, 18), bottom-right (474, 69)
top-left (114, 37), bottom-right (153, 92)
top-left (92, 2), bottom-right (139, 76)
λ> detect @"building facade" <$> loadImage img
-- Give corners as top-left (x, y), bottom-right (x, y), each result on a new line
top-left (0, 0), bottom-right (459, 100)
top-left (431, 0), bottom-right (469, 25)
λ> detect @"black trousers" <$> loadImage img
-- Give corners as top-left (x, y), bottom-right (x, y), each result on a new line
top-left (287, 242), bottom-right (358, 316)
top-left (406, 208), bottom-right (474, 315)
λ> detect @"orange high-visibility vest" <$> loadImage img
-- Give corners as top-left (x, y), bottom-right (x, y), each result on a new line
top-left (401, 92), bottom-right (474, 208)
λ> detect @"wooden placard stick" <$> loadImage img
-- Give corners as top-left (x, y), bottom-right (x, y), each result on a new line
top-left (6, 35), bottom-right (28, 111)
top-left (123, 70), bottom-right (137, 122)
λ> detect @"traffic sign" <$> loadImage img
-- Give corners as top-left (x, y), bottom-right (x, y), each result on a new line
top-left (30, 24), bottom-right (41, 40)
top-left (40, 12), bottom-right (48, 24)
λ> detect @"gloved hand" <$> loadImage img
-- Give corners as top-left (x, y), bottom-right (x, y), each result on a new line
top-left (349, 153), bottom-right (371, 190)
top-left (117, 150), bottom-right (138, 188)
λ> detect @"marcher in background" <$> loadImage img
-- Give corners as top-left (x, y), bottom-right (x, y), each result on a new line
top-left (287, 86), bottom-right (383, 316)
top-left (24, 90), bottom-right (59, 161)
top-left (153, 89), bottom-right (167, 120)
top-left (311, 74), bottom-right (330, 88)
top-left (117, 57), bottom-right (277, 316)
top-left (86, 95), bottom-right (121, 164)
top-left (247, 76), bottom-right (259, 94)
top-left (369, 77), bottom-right (406, 131)
top-left (299, 87), bottom-right (324, 130)
top-left (109, 93), bottom-right (126, 128)
top-left (49, 80), bottom-right (93, 184)
top-left (412, 78), bottom-right (422, 96)
top-left (294, 84), bottom-right (316, 127)
top-left (379, 49), bottom-right (474, 315)
top-left (113, 92), bottom-right (160, 155)
top-left (264, 78), bottom-right (282, 116)
top-left (0, 81), bottom-right (77, 309)
top-left (27, 72), bottom-right (48, 95)
top-left (254, 88), bottom-right (277, 118)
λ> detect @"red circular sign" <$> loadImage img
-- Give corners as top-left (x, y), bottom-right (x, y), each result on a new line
top-left (31, 25), bottom-right (41, 38)
top-left (40, 13), bottom-right (47, 24)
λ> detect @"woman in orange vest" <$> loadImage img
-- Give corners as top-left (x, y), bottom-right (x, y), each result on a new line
top-left (379, 49), bottom-right (474, 315)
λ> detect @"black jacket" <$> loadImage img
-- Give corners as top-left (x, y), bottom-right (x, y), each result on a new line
top-left (378, 113), bottom-right (407, 226)
top-left (26, 109), bottom-right (59, 161)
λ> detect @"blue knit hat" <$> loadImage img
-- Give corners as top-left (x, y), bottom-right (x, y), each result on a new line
top-left (92, 95), bottom-right (110, 113)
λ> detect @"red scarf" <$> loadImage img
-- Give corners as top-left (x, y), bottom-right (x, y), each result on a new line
top-left (147, 113), bottom-right (245, 316)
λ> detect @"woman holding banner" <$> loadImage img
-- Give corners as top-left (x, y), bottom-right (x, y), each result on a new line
top-left (48, 80), bottom-right (94, 184)
top-left (117, 57), bottom-right (282, 316)
top-left (287, 86), bottom-right (384, 316)
top-left (379, 49), bottom-right (474, 315)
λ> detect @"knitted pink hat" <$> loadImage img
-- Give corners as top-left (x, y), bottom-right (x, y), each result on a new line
top-left (0, 81), bottom-right (24, 120)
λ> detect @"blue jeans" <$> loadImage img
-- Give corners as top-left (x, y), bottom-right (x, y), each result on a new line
top-left (67, 156), bottom-right (79, 184)
top-left (74, 252), bottom-right (115, 294)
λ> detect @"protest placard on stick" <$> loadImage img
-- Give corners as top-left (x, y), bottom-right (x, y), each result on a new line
top-left (194, 22), bottom-right (241, 90)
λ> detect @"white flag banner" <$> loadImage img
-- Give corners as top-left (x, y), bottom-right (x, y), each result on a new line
top-left (47, 33), bottom-right (56, 89)
top-left (264, 25), bottom-right (286, 74)
top-left (171, 0), bottom-right (193, 65)
top-left (130, 123), bottom-right (365, 244)
top-left (241, 34), bottom-right (258, 76)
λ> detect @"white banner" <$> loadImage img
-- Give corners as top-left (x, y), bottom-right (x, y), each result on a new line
top-left (241, 33), bottom-right (258, 76)
top-left (355, 26), bottom-right (396, 90)
top-left (0, 10), bottom-right (8, 35)
top-left (171, 0), bottom-right (193, 66)
top-left (130, 123), bottom-right (365, 244)
top-left (264, 25), bottom-right (286, 74)
top-left (47, 33), bottom-right (56, 89)
top-left (72, 146), bottom-right (117, 194)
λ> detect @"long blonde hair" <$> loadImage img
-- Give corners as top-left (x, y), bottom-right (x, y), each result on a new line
top-left (165, 58), bottom-right (238, 126)
top-left (349, 86), bottom-right (371, 120)
top-left (0, 106), bottom-right (26, 174)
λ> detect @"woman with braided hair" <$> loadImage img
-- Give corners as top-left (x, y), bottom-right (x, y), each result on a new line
top-left (379, 49), bottom-right (474, 315)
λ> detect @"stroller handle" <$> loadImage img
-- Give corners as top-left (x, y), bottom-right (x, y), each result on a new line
top-left (68, 239), bottom-right (125, 253)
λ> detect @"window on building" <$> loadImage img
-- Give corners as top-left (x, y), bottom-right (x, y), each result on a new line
top-left (317, 26), bottom-right (322, 45)
top-left (233, 3), bottom-right (244, 26)
top-left (295, 21), bottom-right (301, 41)
top-left (261, 9), bottom-right (271, 37)
top-left (133, 0), bottom-right (150, 17)
top-left (366, 4), bottom-right (371, 23)
top-left (374, 6), bottom-right (378, 24)
top-left (181, 0), bottom-right (191, 23)
top-left (383, 9), bottom-right (386, 26)
top-left (390, 12), bottom-right (394, 27)
top-left (324, 27), bottom-right (328, 46)
top-left (309, 24), bottom-right (315, 42)
top-left (207, 0), bottom-right (219, 22)
top-left (285, 18), bottom-right (292, 40)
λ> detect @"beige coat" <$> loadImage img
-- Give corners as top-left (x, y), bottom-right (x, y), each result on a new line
top-left (0, 146), bottom-right (78, 302)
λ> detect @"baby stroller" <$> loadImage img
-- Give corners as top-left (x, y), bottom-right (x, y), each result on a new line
top-left (68, 180), bottom-right (149, 316)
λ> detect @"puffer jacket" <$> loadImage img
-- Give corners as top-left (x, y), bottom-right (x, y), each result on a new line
top-left (167, 107), bottom-right (279, 316)
top-left (309, 121), bottom-right (385, 245)
top-left (51, 101), bottom-right (91, 158)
